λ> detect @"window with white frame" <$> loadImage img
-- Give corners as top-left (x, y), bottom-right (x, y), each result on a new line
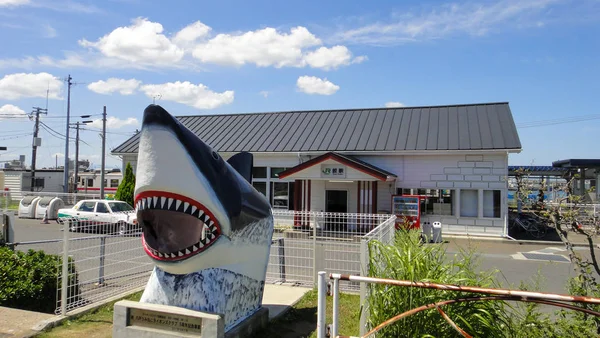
top-left (483, 190), bottom-right (501, 218)
top-left (398, 188), bottom-right (455, 216)
top-left (460, 189), bottom-right (478, 217)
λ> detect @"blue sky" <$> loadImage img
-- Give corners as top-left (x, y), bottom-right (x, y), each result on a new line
top-left (0, 0), bottom-right (599, 169)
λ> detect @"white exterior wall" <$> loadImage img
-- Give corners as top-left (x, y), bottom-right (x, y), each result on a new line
top-left (118, 151), bottom-right (510, 236)
top-left (355, 153), bottom-right (509, 236)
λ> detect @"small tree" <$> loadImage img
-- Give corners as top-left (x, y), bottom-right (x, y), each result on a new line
top-left (115, 162), bottom-right (136, 206)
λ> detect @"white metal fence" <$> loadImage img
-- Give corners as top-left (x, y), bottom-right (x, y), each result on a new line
top-left (4, 208), bottom-right (395, 316)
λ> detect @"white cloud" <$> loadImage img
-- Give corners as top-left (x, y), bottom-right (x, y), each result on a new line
top-left (0, 72), bottom-right (63, 100)
top-left (296, 76), bottom-right (340, 95)
top-left (259, 91), bottom-right (270, 98)
top-left (303, 45), bottom-right (366, 70)
top-left (140, 81), bottom-right (234, 109)
top-left (173, 21), bottom-right (211, 47)
top-left (90, 117), bottom-right (139, 129)
top-left (0, 104), bottom-right (27, 120)
top-left (331, 0), bottom-right (562, 45)
top-left (192, 26), bottom-right (321, 68)
top-left (79, 17), bottom-right (185, 65)
top-left (87, 78), bottom-right (141, 95)
top-left (0, 0), bottom-right (30, 7)
top-left (385, 101), bottom-right (405, 108)
top-left (42, 24), bottom-right (57, 38)
top-left (1, 19), bottom-right (365, 71)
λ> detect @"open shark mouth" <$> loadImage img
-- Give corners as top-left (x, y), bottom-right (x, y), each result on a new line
top-left (136, 191), bottom-right (222, 261)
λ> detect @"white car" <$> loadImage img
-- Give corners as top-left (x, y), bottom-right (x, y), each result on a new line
top-left (57, 199), bottom-right (138, 235)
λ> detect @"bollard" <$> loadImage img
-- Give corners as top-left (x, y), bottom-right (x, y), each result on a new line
top-left (98, 236), bottom-right (106, 285)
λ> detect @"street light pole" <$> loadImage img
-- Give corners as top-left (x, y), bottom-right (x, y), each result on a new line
top-left (71, 116), bottom-right (92, 193)
top-left (100, 106), bottom-right (107, 199)
top-left (63, 74), bottom-right (72, 193)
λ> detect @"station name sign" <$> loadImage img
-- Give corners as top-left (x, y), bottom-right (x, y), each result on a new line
top-left (321, 164), bottom-right (346, 178)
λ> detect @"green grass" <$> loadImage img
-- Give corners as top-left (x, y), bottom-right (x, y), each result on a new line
top-left (0, 197), bottom-right (19, 210)
top-left (250, 289), bottom-right (360, 338)
top-left (35, 291), bottom-right (143, 338)
top-left (35, 289), bottom-right (360, 338)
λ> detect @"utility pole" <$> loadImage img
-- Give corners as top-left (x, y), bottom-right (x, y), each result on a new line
top-left (63, 74), bottom-right (72, 193)
top-left (70, 116), bottom-right (92, 193)
top-left (30, 107), bottom-right (47, 192)
top-left (100, 106), bottom-right (107, 199)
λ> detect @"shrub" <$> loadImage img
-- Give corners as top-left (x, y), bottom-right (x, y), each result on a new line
top-left (0, 246), bottom-right (80, 314)
top-left (115, 162), bottom-right (136, 206)
top-left (365, 229), bottom-right (512, 337)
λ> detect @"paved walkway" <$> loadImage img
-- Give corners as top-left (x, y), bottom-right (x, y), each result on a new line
top-left (0, 284), bottom-right (311, 338)
top-left (0, 307), bottom-right (54, 338)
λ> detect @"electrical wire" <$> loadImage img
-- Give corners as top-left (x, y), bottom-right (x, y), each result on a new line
top-left (516, 114), bottom-right (600, 128)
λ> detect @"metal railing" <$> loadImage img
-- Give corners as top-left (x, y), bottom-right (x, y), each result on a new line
top-left (317, 271), bottom-right (600, 338)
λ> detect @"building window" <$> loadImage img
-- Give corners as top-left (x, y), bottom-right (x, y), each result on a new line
top-left (110, 179), bottom-right (119, 187)
top-left (33, 177), bottom-right (45, 188)
top-left (460, 190), bottom-right (478, 217)
top-left (483, 190), bottom-right (501, 218)
top-left (104, 179), bottom-right (107, 187)
top-left (252, 167), bottom-right (267, 179)
top-left (270, 167), bottom-right (287, 179)
top-left (252, 182), bottom-right (267, 197)
top-left (399, 188), bottom-right (454, 216)
top-left (271, 182), bottom-right (289, 209)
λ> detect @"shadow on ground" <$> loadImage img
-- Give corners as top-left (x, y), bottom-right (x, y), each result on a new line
top-left (249, 306), bottom-right (317, 338)
top-left (508, 224), bottom-right (562, 242)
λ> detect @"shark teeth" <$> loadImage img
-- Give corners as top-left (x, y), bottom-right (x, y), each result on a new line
top-left (137, 194), bottom-right (221, 260)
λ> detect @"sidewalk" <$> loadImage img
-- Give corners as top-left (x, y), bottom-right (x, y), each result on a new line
top-left (0, 284), bottom-right (311, 338)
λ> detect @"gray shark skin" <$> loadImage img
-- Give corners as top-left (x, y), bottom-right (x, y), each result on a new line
top-left (133, 104), bottom-right (274, 331)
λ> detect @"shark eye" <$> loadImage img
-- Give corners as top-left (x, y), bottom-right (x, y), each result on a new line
top-left (212, 151), bottom-right (219, 160)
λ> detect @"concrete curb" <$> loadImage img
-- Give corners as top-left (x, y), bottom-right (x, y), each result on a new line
top-left (28, 286), bottom-right (146, 337)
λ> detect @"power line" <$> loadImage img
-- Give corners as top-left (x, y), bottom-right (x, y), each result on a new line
top-left (516, 114), bottom-right (600, 129)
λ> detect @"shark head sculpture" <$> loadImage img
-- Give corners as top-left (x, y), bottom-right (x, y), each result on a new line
top-left (134, 104), bottom-right (274, 330)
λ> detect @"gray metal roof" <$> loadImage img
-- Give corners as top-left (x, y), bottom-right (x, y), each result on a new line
top-left (111, 102), bottom-right (522, 154)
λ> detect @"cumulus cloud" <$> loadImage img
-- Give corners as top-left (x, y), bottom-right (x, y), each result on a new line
top-left (89, 117), bottom-right (139, 129)
top-left (79, 17), bottom-right (185, 66)
top-left (87, 78), bottom-right (141, 95)
top-left (192, 26), bottom-right (321, 68)
top-left (0, 104), bottom-right (27, 120)
top-left (385, 101), bottom-right (405, 108)
top-left (1, 18), bottom-right (365, 72)
top-left (296, 76), bottom-right (340, 95)
top-left (140, 81), bottom-right (234, 109)
top-left (303, 45), bottom-right (366, 70)
top-left (0, 72), bottom-right (63, 100)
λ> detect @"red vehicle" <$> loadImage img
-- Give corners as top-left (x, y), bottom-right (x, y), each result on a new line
top-left (391, 194), bottom-right (426, 230)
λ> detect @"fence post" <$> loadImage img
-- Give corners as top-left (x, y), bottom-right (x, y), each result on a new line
top-left (317, 271), bottom-right (327, 338)
top-left (332, 276), bottom-right (340, 337)
top-left (60, 219), bottom-right (70, 316)
top-left (313, 212), bottom-right (318, 287)
top-left (98, 236), bottom-right (106, 285)
top-left (359, 237), bottom-right (369, 337)
top-left (277, 237), bottom-right (286, 283)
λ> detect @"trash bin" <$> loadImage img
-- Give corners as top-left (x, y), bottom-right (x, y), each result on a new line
top-left (421, 222), bottom-right (433, 243)
top-left (432, 221), bottom-right (443, 243)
